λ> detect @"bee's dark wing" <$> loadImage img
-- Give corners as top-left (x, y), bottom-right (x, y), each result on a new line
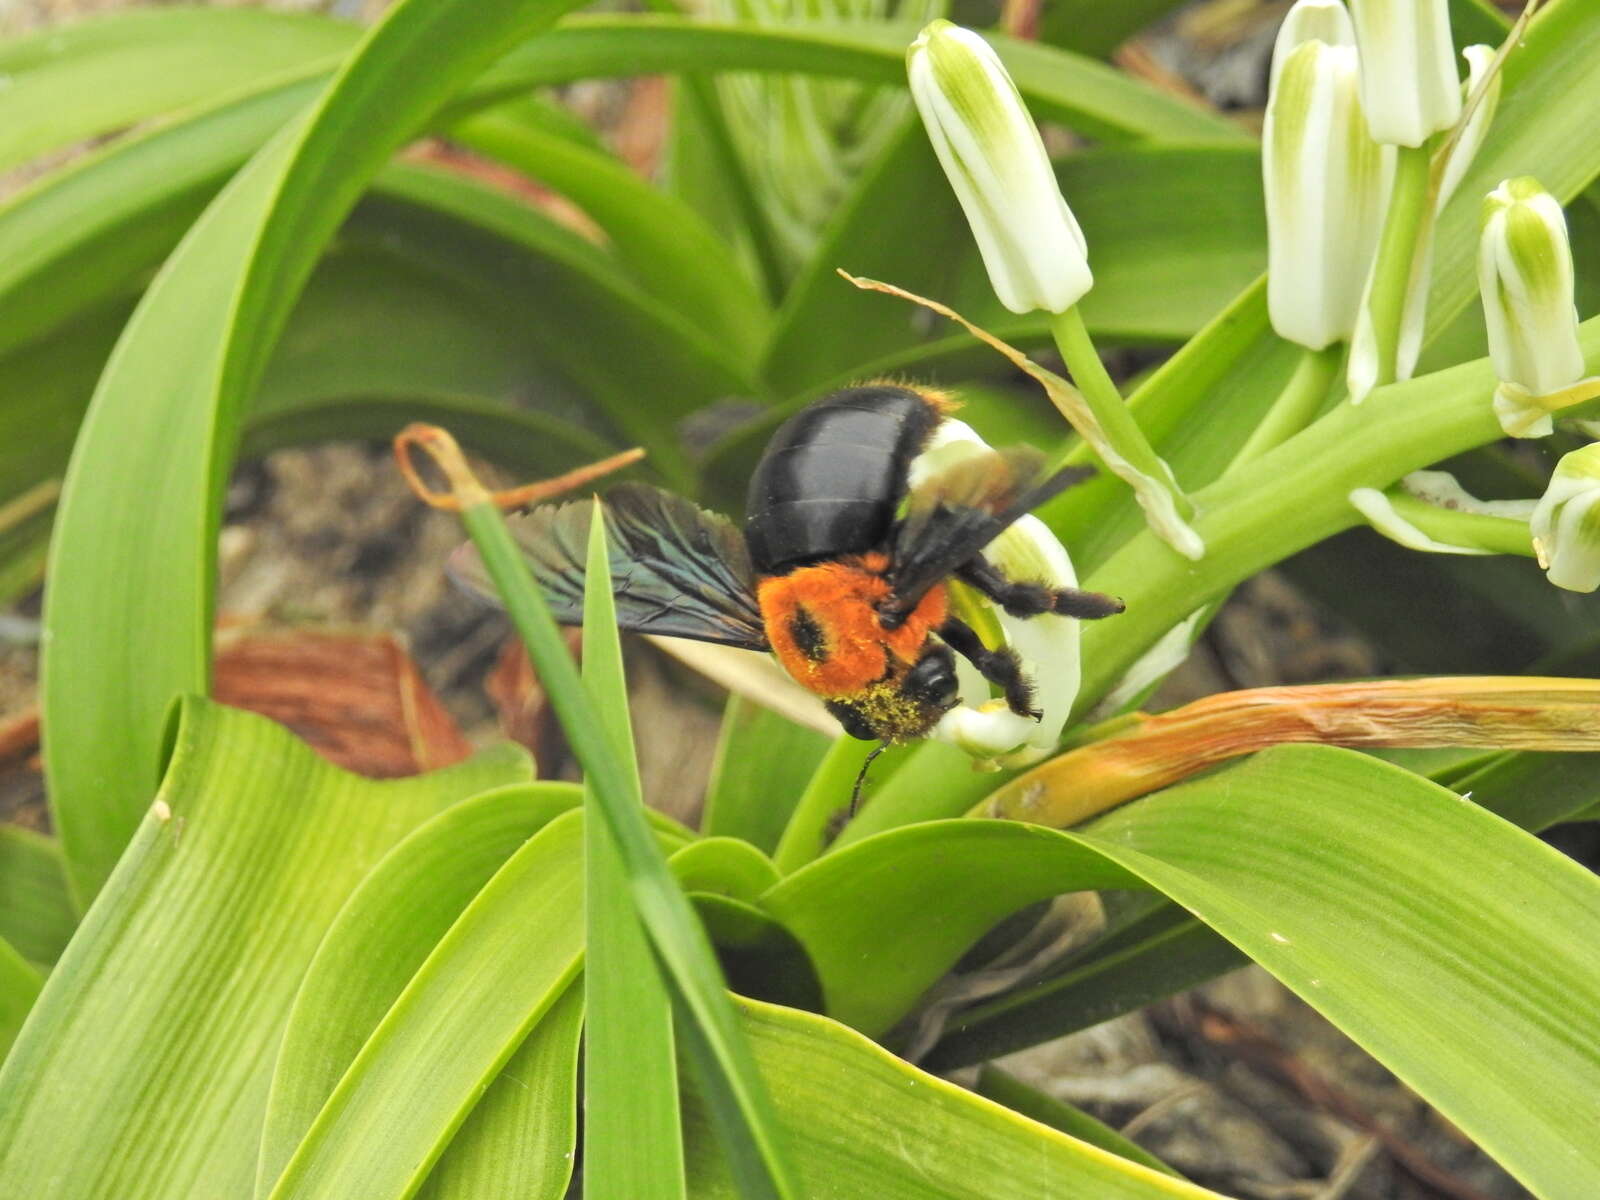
top-left (886, 449), bottom-right (1092, 613)
top-left (450, 483), bottom-right (770, 650)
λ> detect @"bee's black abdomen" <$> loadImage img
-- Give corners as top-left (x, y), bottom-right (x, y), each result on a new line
top-left (744, 385), bottom-right (942, 574)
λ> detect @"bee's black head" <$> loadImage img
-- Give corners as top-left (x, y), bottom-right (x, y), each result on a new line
top-left (824, 643), bottom-right (959, 743)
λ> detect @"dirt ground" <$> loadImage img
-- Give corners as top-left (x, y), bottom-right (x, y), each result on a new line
top-left (0, 2), bottom-right (1542, 1196)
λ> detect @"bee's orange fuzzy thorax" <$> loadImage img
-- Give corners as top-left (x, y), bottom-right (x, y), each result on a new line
top-left (758, 554), bottom-right (947, 697)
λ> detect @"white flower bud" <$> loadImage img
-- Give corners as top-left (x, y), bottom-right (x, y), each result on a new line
top-left (907, 20), bottom-right (1092, 315)
top-left (1264, 20), bottom-right (1393, 349)
top-left (1533, 444), bottom-right (1600, 593)
top-left (1479, 177), bottom-right (1587, 438)
top-left (1347, 0), bottom-right (1462, 147)
top-left (912, 419), bottom-right (1082, 766)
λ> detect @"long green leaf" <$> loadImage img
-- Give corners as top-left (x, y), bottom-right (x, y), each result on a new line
top-left (0, 937), bottom-right (42, 1061)
top-left (681, 997), bottom-right (1224, 1198)
top-left (974, 1066), bottom-right (1181, 1179)
top-left (756, 746), bottom-right (1600, 1196)
top-left (451, 106), bottom-right (770, 359)
top-left (2, 11), bottom-right (1245, 376)
top-left (256, 783), bottom-right (582, 1193)
top-left (415, 983), bottom-right (584, 1200)
top-left (264, 811), bottom-right (585, 1199)
top-left (1072, 746), bottom-right (1600, 1199)
top-left (0, 7), bottom-right (352, 173)
top-left (1036, 0), bottom-right (1189, 57)
top-left (582, 500), bottom-right (687, 1199)
top-left (763, 821), bottom-right (1137, 1035)
top-left (0, 74), bottom-right (321, 362)
top-left (9, 10), bottom-right (1243, 176)
top-left (929, 737), bottom-right (1600, 1072)
top-left (927, 913), bottom-right (1247, 1071)
top-left (485, 18), bottom-right (1247, 145)
top-left (39, 0), bottom-right (593, 903)
top-left (0, 698), bottom-right (529, 1197)
top-left (0, 826), bottom-right (75, 964)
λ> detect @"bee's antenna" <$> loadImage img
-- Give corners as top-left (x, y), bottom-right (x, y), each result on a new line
top-left (849, 744), bottom-right (887, 818)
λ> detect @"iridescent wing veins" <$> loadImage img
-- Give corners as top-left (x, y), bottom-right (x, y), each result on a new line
top-left (450, 483), bottom-right (769, 650)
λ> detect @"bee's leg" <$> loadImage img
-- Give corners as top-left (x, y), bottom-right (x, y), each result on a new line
top-left (937, 618), bottom-right (1039, 720)
top-left (957, 558), bottom-right (1125, 621)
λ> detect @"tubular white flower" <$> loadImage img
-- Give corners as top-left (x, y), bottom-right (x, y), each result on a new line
top-left (1264, 25), bottom-right (1393, 349)
top-left (907, 20), bottom-right (1092, 315)
top-left (1533, 444), bottom-right (1600, 593)
top-left (1347, 0), bottom-right (1461, 147)
top-left (1479, 177), bottom-right (1587, 438)
top-left (1270, 0), bottom-right (1355, 91)
top-left (911, 419), bottom-right (1081, 767)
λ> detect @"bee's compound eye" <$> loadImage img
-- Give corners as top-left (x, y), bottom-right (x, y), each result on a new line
top-left (825, 699), bottom-right (879, 742)
top-left (903, 646), bottom-right (959, 709)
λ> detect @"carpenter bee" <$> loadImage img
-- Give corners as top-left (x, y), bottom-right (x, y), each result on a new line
top-left (454, 384), bottom-right (1123, 744)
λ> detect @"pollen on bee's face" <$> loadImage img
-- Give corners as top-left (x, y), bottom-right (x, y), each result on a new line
top-left (757, 558), bottom-right (947, 698)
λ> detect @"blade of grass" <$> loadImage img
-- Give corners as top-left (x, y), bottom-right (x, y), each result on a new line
top-left (419, 430), bottom-right (798, 1197)
top-left (582, 498), bottom-right (687, 1199)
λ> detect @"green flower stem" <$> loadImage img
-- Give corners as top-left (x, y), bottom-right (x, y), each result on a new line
top-left (1229, 344), bottom-right (1344, 468)
top-left (1363, 143), bottom-right (1434, 391)
top-left (1380, 493), bottom-right (1536, 556)
top-left (1073, 315), bottom-right (1600, 718)
top-left (1050, 305), bottom-right (1195, 521)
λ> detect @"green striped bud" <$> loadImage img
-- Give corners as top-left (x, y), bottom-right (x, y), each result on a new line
top-left (1479, 177), bottom-right (1586, 438)
top-left (1264, 5), bottom-right (1393, 350)
top-left (907, 21), bottom-right (1092, 315)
